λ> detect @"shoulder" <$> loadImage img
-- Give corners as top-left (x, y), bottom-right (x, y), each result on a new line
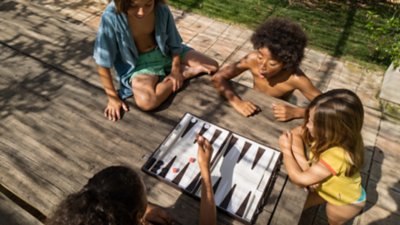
top-left (99, 4), bottom-right (119, 26)
top-left (320, 146), bottom-right (347, 161)
top-left (322, 146), bottom-right (346, 154)
top-left (156, 3), bottom-right (172, 16)
top-left (102, 2), bottom-right (118, 18)
top-left (287, 68), bottom-right (321, 97)
top-left (288, 69), bottom-right (311, 84)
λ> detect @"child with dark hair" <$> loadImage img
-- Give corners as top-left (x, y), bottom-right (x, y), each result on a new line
top-left (94, 0), bottom-right (218, 121)
top-left (46, 135), bottom-right (216, 225)
top-left (279, 89), bottom-right (366, 225)
top-left (212, 18), bottom-right (321, 121)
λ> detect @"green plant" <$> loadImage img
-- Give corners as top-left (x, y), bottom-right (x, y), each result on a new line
top-left (366, 8), bottom-right (400, 67)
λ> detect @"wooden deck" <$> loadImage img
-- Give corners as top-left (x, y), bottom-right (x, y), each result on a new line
top-left (0, 0), bottom-right (307, 224)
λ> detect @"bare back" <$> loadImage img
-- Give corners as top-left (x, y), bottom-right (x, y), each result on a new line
top-left (128, 11), bottom-right (156, 53)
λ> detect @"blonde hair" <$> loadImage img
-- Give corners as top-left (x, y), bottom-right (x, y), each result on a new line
top-left (303, 89), bottom-right (364, 176)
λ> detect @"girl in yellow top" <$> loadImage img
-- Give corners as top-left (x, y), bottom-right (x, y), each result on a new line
top-left (279, 89), bottom-right (366, 225)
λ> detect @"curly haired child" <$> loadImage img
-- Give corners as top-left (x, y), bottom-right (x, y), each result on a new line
top-left (279, 89), bottom-right (366, 225)
top-left (212, 18), bottom-right (321, 121)
top-left (94, 0), bottom-right (218, 121)
top-left (46, 135), bottom-right (216, 225)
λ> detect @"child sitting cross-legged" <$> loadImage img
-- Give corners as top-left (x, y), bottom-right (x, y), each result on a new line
top-left (94, 0), bottom-right (218, 121)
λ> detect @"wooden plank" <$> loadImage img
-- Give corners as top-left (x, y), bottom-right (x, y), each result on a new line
top-left (269, 169), bottom-right (308, 225)
top-left (0, 0), bottom-right (99, 84)
top-left (0, 53), bottom-right (304, 224)
top-left (0, 191), bottom-right (43, 225)
top-left (0, 1), bottom-right (307, 224)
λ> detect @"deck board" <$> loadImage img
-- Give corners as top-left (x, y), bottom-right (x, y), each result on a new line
top-left (1, 0), bottom-right (307, 224)
top-left (0, 192), bottom-right (43, 225)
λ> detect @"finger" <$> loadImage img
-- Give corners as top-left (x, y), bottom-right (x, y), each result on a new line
top-left (247, 104), bottom-right (258, 113)
top-left (203, 138), bottom-right (211, 150)
top-left (115, 109), bottom-right (121, 120)
top-left (196, 135), bottom-right (205, 146)
top-left (122, 102), bottom-right (129, 111)
top-left (174, 79), bottom-right (179, 92)
top-left (111, 110), bottom-right (116, 122)
top-left (106, 109), bottom-right (113, 121)
top-left (104, 108), bottom-right (109, 118)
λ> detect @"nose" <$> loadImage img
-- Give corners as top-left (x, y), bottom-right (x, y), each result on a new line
top-left (260, 59), bottom-right (268, 70)
top-left (137, 7), bottom-right (144, 17)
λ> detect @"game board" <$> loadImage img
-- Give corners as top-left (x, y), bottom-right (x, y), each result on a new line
top-left (142, 113), bottom-right (281, 224)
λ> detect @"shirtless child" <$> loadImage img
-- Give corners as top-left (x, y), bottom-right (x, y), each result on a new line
top-left (94, 0), bottom-right (218, 121)
top-left (212, 18), bottom-right (321, 121)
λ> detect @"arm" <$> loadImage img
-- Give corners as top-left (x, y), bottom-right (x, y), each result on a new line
top-left (279, 131), bottom-right (331, 187)
top-left (97, 66), bottom-right (129, 121)
top-left (93, 14), bottom-right (128, 121)
top-left (272, 74), bottom-right (321, 121)
top-left (212, 55), bottom-right (260, 117)
top-left (294, 72), bottom-right (322, 101)
top-left (167, 53), bottom-right (184, 92)
top-left (290, 126), bottom-right (310, 172)
top-left (196, 135), bottom-right (217, 225)
top-left (143, 202), bottom-right (176, 225)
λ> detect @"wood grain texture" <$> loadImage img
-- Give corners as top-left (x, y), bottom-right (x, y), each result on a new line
top-left (0, 1), bottom-right (307, 224)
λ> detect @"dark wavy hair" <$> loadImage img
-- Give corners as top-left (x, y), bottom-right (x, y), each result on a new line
top-left (302, 89), bottom-right (364, 177)
top-left (251, 18), bottom-right (307, 70)
top-left (46, 166), bottom-right (146, 225)
top-left (114, 0), bottom-right (166, 13)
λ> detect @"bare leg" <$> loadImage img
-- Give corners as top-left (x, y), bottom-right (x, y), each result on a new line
top-left (325, 201), bottom-right (365, 225)
top-left (131, 75), bottom-right (173, 111)
top-left (326, 201), bottom-right (365, 225)
top-left (181, 50), bottom-right (219, 79)
top-left (304, 191), bottom-right (326, 210)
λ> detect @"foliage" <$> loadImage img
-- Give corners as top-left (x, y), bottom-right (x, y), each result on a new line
top-left (366, 8), bottom-right (400, 67)
top-left (169, 0), bottom-right (399, 68)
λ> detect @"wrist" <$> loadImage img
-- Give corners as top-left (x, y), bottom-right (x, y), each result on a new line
top-left (200, 170), bottom-right (211, 181)
top-left (229, 96), bottom-right (242, 105)
top-left (108, 95), bottom-right (120, 102)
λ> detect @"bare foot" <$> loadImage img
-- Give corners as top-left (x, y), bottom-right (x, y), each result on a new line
top-left (182, 65), bottom-right (211, 80)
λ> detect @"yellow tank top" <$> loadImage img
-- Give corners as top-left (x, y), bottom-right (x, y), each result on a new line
top-left (309, 146), bottom-right (362, 205)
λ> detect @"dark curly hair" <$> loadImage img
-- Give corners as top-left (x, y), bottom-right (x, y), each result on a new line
top-left (251, 18), bottom-right (307, 70)
top-left (46, 166), bottom-right (146, 225)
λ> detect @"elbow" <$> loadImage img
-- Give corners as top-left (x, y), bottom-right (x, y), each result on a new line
top-left (289, 178), bottom-right (307, 188)
top-left (287, 173), bottom-right (309, 187)
top-left (211, 74), bottom-right (223, 88)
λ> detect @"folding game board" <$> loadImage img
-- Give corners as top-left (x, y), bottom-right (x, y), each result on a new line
top-left (142, 113), bottom-right (281, 224)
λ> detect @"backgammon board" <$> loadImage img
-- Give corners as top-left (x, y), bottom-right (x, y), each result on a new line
top-left (142, 113), bottom-right (281, 224)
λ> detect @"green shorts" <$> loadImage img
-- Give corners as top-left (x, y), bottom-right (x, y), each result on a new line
top-left (129, 45), bottom-right (192, 83)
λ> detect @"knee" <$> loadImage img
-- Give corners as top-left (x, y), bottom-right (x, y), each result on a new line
top-left (134, 93), bottom-right (159, 111)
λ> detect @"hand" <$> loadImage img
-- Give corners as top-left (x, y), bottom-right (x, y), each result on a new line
top-left (272, 103), bottom-right (297, 121)
top-left (104, 97), bottom-right (129, 121)
top-left (166, 70), bottom-right (184, 92)
top-left (231, 99), bottom-right (261, 117)
top-left (196, 135), bottom-right (213, 172)
top-left (142, 203), bottom-right (178, 225)
top-left (279, 131), bottom-right (293, 155)
top-left (308, 183), bottom-right (320, 192)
